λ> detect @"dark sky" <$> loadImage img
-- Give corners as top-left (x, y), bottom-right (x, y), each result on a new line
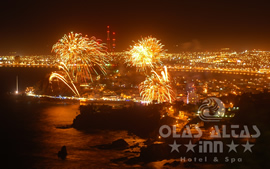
top-left (0, 0), bottom-right (269, 55)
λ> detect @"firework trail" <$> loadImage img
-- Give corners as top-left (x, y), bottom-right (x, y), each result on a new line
top-left (49, 62), bottom-right (80, 97)
top-left (139, 66), bottom-right (175, 103)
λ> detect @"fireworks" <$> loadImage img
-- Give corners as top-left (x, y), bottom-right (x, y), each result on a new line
top-left (139, 66), bottom-right (175, 103)
top-left (127, 36), bottom-right (165, 72)
top-left (128, 36), bottom-right (175, 104)
top-left (52, 32), bottom-right (108, 82)
top-left (49, 62), bottom-right (80, 97)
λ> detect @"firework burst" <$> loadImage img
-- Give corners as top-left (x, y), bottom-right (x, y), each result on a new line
top-left (52, 32), bottom-right (108, 82)
top-left (139, 66), bottom-right (175, 103)
top-left (127, 36), bottom-right (165, 72)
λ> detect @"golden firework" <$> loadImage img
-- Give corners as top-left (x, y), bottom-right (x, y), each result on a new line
top-left (139, 66), bottom-right (175, 103)
top-left (49, 62), bottom-right (80, 97)
top-left (127, 36), bottom-right (165, 72)
top-left (52, 32), bottom-right (108, 82)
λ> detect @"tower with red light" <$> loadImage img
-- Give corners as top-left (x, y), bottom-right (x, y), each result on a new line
top-left (107, 26), bottom-right (110, 52)
top-left (112, 32), bottom-right (116, 52)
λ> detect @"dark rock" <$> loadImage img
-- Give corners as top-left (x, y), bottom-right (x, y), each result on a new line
top-left (72, 104), bottom-right (161, 138)
top-left (111, 139), bottom-right (129, 149)
top-left (110, 157), bottom-right (128, 163)
top-left (58, 146), bottom-right (67, 159)
top-left (56, 125), bottom-right (72, 129)
top-left (95, 139), bottom-right (129, 150)
top-left (164, 161), bottom-right (180, 167)
top-left (125, 143), bottom-right (173, 164)
top-left (125, 157), bottom-right (141, 165)
top-left (139, 143), bottom-right (171, 162)
top-left (129, 143), bottom-right (139, 149)
top-left (144, 138), bottom-right (155, 146)
top-left (183, 162), bottom-right (195, 168)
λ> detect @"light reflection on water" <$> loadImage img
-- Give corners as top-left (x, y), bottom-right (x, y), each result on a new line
top-left (7, 101), bottom-right (144, 168)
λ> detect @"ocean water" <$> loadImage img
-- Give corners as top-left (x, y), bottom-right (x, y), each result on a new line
top-left (1, 67), bottom-right (143, 168)
top-left (0, 67), bottom-right (56, 95)
top-left (3, 99), bottom-right (144, 168)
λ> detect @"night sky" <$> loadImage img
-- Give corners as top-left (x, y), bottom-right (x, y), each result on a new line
top-left (0, 0), bottom-right (269, 55)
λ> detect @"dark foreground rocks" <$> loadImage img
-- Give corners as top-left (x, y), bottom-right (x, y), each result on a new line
top-left (95, 139), bottom-right (129, 150)
top-left (58, 146), bottom-right (67, 159)
top-left (72, 104), bottom-right (161, 138)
